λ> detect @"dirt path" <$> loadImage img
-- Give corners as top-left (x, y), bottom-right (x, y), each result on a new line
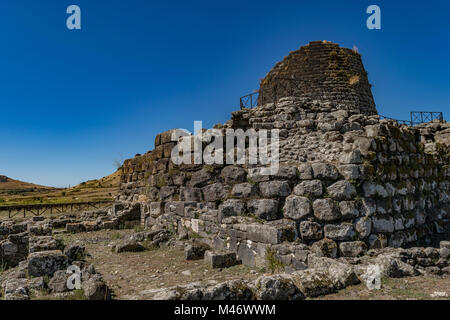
top-left (56, 229), bottom-right (450, 300)
top-left (55, 229), bottom-right (261, 299)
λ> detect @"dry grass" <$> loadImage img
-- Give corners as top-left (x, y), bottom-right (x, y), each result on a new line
top-left (55, 229), bottom-right (262, 299)
top-left (0, 170), bottom-right (120, 208)
top-left (315, 276), bottom-right (450, 300)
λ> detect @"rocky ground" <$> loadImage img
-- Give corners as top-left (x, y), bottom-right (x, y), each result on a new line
top-left (55, 229), bottom-right (450, 300)
top-left (1, 209), bottom-right (449, 300)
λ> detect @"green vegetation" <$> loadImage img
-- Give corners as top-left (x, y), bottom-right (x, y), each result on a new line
top-left (265, 247), bottom-right (285, 274)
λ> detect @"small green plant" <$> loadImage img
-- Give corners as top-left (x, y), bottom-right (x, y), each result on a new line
top-left (69, 289), bottom-right (88, 300)
top-left (111, 232), bottom-right (122, 240)
top-left (265, 248), bottom-right (285, 274)
top-left (141, 239), bottom-right (159, 251)
top-left (55, 238), bottom-right (65, 251)
top-left (0, 259), bottom-right (8, 273)
top-left (133, 224), bottom-right (144, 233)
top-left (189, 232), bottom-right (202, 239)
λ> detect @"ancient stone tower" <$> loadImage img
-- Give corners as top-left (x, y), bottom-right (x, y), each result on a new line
top-left (258, 41), bottom-right (377, 115)
top-left (116, 41), bottom-right (449, 270)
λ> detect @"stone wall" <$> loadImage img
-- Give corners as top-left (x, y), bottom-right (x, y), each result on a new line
top-left (258, 41), bottom-right (377, 116)
top-left (116, 41), bottom-right (449, 270)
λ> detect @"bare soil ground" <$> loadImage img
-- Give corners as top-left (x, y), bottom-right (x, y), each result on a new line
top-left (55, 229), bottom-right (450, 300)
top-left (316, 276), bottom-right (450, 300)
top-left (55, 229), bottom-right (262, 299)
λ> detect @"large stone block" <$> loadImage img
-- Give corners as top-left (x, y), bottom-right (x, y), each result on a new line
top-left (283, 195), bottom-right (311, 220)
top-left (218, 199), bottom-right (245, 220)
top-left (27, 250), bottom-right (68, 277)
top-left (372, 216), bottom-right (395, 233)
top-left (259, 181), bottom-right (291, 198)
top-left (204, 251), bottom-right (238, 269)
top-left (311, 163), bottom-right (340, 180)
top-left (246, 222), bottom-right (296, 245)
top-left (231, 183), bottom-right (258, 198)
top-left (202, 183), bottom-right (228, 202)
top-left (326, 180), bottom-right (356, 201)
top-left (299, 221), bottom-right (323, 240)
top-left (221, 166), bottom-right (247, 184)
top-left (247, 199), bottom-right (280, 221)
top-left (339, 241), bottom-right (367, 257)
top-left (294, 180), bottom-right (323, 197)
top-left (324, 224), bottom-right (356, 241)
top-left (312, 199), bottom-right (341, 222)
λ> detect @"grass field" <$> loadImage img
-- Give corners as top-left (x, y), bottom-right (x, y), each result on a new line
top-left (0, 170), bottom-right (120, 220)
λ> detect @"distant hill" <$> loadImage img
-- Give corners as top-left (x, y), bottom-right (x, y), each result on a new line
top-left (69, 169), bottom-right (121, 191)
top-left (0, 175), bottom-right (56, 193)
top-left (0, 170), bottom-right (121, 206)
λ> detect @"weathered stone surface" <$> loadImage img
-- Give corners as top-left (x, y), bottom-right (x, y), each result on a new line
top-left (254, 275), bottom-right (302, 300)
top-left (362, 182), bottom-right (388, 198)
top-left (326, 180), bottom-right (356, 200)
top-left (311, 163), bottom-right (340, 180)
top-left (355, 216), bottom-right (372, 239)
top-left (259, 181), bottom-right (291, 198)
top-left (221, 166), bottom-right (246, 184)
top-left (291, 269), bottom-right (335, 298)
top-left (297, 164), bottom-right (313, 180)
top-left (231, 183), bottom-right (258, 198)
top-left (339, 201), bottom-right (359, 219)
top-left (247, 199), bottom-right (280, 221)
top-left (271, 166), bottom-right (298, 180)
top-left (66, 223), bottom-right (86, 233)
top-left (339, 150), bottom-right (362, 164)
top-left (337, 164), bottom-right (360, 180)
top-left (283, 195), bottom-right (311, 220)
top-left (202, 183), bottom-right (228, 202)
top-left (246, 222), bottom-right (296, 245)
top-left (372, 216), bottom-right (395, 233)
top-left (64, 245), bottom-right (86, 262)
top-left (312, 199), bottom-right (341, 222)
top-left (190, 169), bottom-right (212, 187)
top-left (27, 250), bottom-right (68, 277)
top-left (48, 270), bottom-right (70, 293)
top-left (2, 278), bottom-right (30, 300)
top-left (218, 199), bottom-right (245, 220)
top-left (204, 251), bottom-right (238, 268)
top-left (82, 274), bottom-right (110, 300)
top-left (114, 240), bottom-right (145, 253)
top-left (339, 241), bottom-right (367, 257)
top-left (28, 236), bottom-right (58, 254)
top-left (293, 180), bottom-right (323, 197)
top-left (324, 223), bottom-right (356, 241)
top-left (299, 221), bottom-right (323, 240)
top-left (311, 238), bottom-right (338, 258)
top-left (306, 255), bottom-right (360, 289)
top-left (184, 241), bottom-right (210, 260)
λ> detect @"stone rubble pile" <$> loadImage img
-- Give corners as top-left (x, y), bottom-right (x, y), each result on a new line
top-left (0, 217), bottom-right (110, 300)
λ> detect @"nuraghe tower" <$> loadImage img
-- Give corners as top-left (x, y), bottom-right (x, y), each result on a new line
top-left (115, 41), bottom-right (449, 268)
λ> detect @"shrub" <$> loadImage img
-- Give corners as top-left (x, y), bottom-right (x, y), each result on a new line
top-left (265, 248), bottom-right (284, 274)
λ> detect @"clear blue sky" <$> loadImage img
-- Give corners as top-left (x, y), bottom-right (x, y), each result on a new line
top-left (1, 0), bottom-right (449, 187)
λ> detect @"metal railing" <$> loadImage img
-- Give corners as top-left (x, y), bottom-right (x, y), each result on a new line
top-left (379, 115), bottom-right (413, 126)
top-left (239, 80), bottom-right (445, 127)
top-left (0, 200), bottom-right (113, 219)
top-left (410, 111), bottom-right (443, 125)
